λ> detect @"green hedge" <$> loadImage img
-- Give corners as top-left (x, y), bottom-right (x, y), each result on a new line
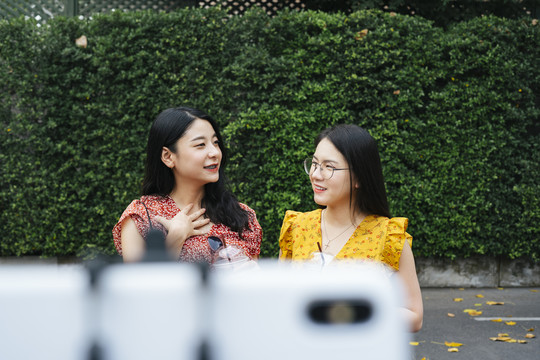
top-left (1, 8), bottom-right (538, 260)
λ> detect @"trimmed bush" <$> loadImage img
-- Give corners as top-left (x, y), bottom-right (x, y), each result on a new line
top-left (0, 8), bottom-right (538, 260)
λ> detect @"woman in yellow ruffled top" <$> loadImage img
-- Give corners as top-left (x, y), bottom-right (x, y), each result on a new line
top-left (279, 124), bottom-right (423, 332)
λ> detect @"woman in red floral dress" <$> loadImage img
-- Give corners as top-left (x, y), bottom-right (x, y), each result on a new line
top-left (113, 107), bottom-right (262, 263)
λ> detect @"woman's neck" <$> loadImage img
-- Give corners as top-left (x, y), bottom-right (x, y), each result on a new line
top-left (169, 183), bottom-right (205, 210)
top-left (323, 205), bottom-right (367, 228)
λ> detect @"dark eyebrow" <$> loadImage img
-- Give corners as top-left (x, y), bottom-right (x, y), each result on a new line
top-left (190, 133), bottom-right (217, 142)
top-left (312, 155), bottom-right (338, 164)
top-left (323, 161), bottom-right (338, 166)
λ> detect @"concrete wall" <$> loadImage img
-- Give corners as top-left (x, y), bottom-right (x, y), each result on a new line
top-left (416, 256), bottom-right (540, 287)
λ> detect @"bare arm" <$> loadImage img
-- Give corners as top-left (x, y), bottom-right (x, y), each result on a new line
top-left (396, 240), bottom-right (424, 332)
top-left (120, 217), bottom-right (146, 263)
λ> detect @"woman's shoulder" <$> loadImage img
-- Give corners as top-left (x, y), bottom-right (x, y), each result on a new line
top-left (237, 202), bottom-right (261, 226)
top-left (122, 195), bottom-right (176, 218)
top-left (364, 215), bottom-right (409, 231)
top-left (139, 194), bottom-right (170, 206)
top-left (279, 209), bottom-right (321, 254)
top-left (387, 216), bottom-right (409, 234)
top-left (365, 214), bottom-right (411, 247)
top-left (375, 216), bottom-right (412, 270)
top-left (282, 208), bottom-right (321, 226)
top-left (238, 202), bottom-right (257, 214)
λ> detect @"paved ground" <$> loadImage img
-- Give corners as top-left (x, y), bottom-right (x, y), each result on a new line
top-left (412, 287), bottom-right (540, 360)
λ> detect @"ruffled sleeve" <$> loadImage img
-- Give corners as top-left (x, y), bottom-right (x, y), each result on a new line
top-left (278, 210), bottom-right (301, 260)
top-left (381, 217), bottom-right (412, 271)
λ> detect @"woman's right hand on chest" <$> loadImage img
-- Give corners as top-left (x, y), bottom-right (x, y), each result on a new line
top-left (155, 204), bottom-right (210, 257)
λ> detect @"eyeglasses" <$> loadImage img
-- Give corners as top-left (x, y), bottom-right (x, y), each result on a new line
top-left (303, 158), bottom-right (349, 180)
top-left (207, 236), bottom-right (231, 262)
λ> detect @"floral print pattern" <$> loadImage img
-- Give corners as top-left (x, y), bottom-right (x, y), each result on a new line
top-left (113, 195), bottom-right (262, 262)
top-left (279, 209), bottom-right (411, 271)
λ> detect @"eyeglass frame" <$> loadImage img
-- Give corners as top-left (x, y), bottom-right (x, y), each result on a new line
top-left (303, 158), bottom-right (349, 180)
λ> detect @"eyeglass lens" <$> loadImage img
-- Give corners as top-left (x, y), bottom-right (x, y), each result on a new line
top-left (207, 236), bottom-right (223, 251)
top-left (304, 158), bottom-right (333, 179)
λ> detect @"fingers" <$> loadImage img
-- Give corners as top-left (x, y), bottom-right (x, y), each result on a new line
top-left (180, 203), bottom-right (205, 216)
top-left (189, 207), bottom-right (206, 220)
top-left (180, 203), bottom-right (194, 214)
top-left (155, 206), bottom-right (208, 239)
top-left (193, 217), bottom-right (210, 229)
top-left (154, 215), bottom-right (169, 229)
top-left (191, 228), bottom-right (208, 236)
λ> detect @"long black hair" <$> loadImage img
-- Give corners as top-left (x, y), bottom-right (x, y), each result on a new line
top-left (141, 106), bottom-right (250, 234)
top-left (315, 124), bottom-right (391, 218)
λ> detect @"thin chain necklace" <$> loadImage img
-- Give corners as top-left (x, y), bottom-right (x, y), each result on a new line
top-left (322, 210), bottom-right (354, 251)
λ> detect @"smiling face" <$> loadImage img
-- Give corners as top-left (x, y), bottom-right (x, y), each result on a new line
top-left (310, 138), bottom-right (355, 209)
top-left (162, 118), bottom-right (222, 187)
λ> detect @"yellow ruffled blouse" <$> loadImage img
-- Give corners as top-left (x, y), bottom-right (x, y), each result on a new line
top-left (279, 209), bottom-right (412, 271)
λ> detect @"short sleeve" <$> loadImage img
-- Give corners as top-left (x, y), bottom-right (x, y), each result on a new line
top-left (278, 210), bottom-right (301, 260)
top-left (382, 217), bottom-right (412, 271)
top-left (112, 199), bottom-right (153, 255)
top-left (238, 203), bottom-right (263, 258)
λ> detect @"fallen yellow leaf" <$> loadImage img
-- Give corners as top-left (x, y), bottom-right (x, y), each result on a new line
top-left (525, 333), bottom-right (536, 339)
top-left (491, 318), bottom-right (503, 322)
top-left (486, 301), bottom-right (504, 305)
top-left (444, 341), bottom-right (464, 347)
top-left (497, 287), bottom-right (504, 290)
top-left (505, 321), bottom-right (517, 326)
top-left (447, 348), bottom-right (459, 352)
top-left (517, 340), bottom-right (527, 344)
top-left (498, 333), bottom-right (509, 337)
top-left (530, 289), bottom-right (538, 293)
top-left (474, 303), bottom-right (483, 307)
top-left (409, 342), bottom-right (419, 346)
top-left (447, 313), bottom-right (455, 317)
top-left (490, 335), bottom-right (514, 342)
top-left (476, 294), bottom-right (484, 298)
top-left (458, 288), bottom-right (465, 290)
top-left (454, 298), bottom-right (464, 302)
top-left (527, 328), bottom-right (535, 332)
top-left (463, 309), bottom-right (482, 316)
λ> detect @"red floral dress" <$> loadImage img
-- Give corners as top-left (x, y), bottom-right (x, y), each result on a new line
top-left (113, 195), bottom-right (262, 262)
